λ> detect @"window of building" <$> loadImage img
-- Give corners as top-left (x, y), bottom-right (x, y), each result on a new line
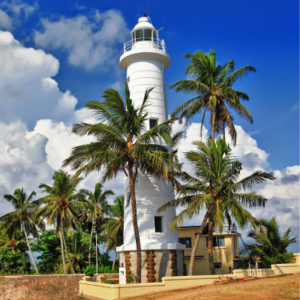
top-left (155, 216), bottom-right (162, 232)
top-left (179, 237), bottom-right (192, 248)
top-left (206, 236), bottom-right (225, 248)
top-left (214, 262), bottom-right (222, 269)
top-left (150, 119), bottom-right (158, 129)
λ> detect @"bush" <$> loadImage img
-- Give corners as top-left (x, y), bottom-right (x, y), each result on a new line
top-left (82, 264), bottom-right (119, 276)
top-left (104, 280), bottom-right (115, 284)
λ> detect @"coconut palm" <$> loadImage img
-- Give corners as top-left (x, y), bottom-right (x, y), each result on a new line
top-left (158, 138), bottom-right (275, 275)
top-left (241, 217), bottom-right (296, 268)
top-left (63, 82), bottom-right (183, 283)
top-left (80, 183), bottom-right (114, 264)
top-left (103, 196), bottom-right (124, 270)
top-left (0, 230), bottom-right (31, 274)
top-left (36, 170), bottom-right (86, 274)
top-left (170, 50), bottom-right (255, 144)
top-left (56, 231), bottom-right (89, 273)
top-left (0, 188), bottom-right (45, 273)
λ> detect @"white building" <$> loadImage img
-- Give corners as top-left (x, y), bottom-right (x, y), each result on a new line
top-left (117, 15), bottom-right (185, 283)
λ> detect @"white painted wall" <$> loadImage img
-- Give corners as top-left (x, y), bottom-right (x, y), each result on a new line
top-left (117, 17), bottom-right (185, 252)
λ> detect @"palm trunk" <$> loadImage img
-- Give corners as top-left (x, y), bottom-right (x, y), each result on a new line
top-left (188, 206), bottom-right (213, 275)
top-left (207, 216), bottom-right (215, 275)
top-left (222, 122), bottom-right (225, 141)
top-left (89, 216), bottom-right (94, 264)
top-left (0, 258), bottom-right (4, 272)
top-left (61, 217), bottom-right (75, 274)
top-left (211, 111), bottom-right (216, 141)
top-left (60, 231), bottom-right (67, 274)
top-left (22, 221), bottom-right (38, 273)
top-left (112, 247), bottom-right (117, 271)
top-left (128, 164), bottom-right (142, 283)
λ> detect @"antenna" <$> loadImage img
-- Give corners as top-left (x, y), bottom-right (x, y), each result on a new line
top-left (157, 27), bottom-right (164, 32)
top-left (148, 2), bottom-right (149, 16)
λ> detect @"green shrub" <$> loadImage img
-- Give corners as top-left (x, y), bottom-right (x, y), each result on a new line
top-left (104, 280), bottom-right (115, 284)
top-left (82, 264), bottom-right (119, 276)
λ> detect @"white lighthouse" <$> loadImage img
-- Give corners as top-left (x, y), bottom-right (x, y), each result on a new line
top-left (117, 15), bottom-right (185, 284)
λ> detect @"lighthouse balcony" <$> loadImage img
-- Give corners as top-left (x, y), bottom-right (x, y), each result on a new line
top-left (124, 37), bottom-right (166, 53)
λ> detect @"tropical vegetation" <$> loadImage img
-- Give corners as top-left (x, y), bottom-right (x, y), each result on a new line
top-left (62, 82), bottom-right (183, 283)
top-left (35, 170), bottom-right (87, 274)
top-left (159, 138), bottom-right (275, 275)
top-left (102, 196), bottom-right (124, 270)
top-left (80, 183), bottom-right (114, 264)
top-left (170, 49), bottom-right (255, 144)
top-left (0, 188), bottom-right (45, 273)
top-left (240, 217), bottom-right (296, 268)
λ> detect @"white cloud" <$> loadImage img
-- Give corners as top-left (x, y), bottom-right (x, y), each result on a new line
top-left (0, 30), bottom-right (80, 126)
top-left (0, 0), bottom-right (37, 28)
top-left (0, 9), bottom-right (13, 30)
top-left (34, 10), bottom-right (130, 71)
top-left (1, 0), bottom-right (37, 18)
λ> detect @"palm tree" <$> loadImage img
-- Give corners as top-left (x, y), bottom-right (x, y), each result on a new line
top-left (241, 217), bottom-right (296, 268)
top-left (0, 230), bottom-right (30, 274)
top-left (170, 50), bottom-right (255, 144)
top-left (63, 82), bottom-right (183, 283)
top-left (36, 170), bottom-right (86, 274)
top-left (158, 138), bottom-right (275, 275)
top-left (56, 231), bottom-right (89, 273)
top-left (103, 196), bottom-right (124, 270)
top-left (80, 183), bottom-right (114, 264)
top-left (0, 188), bottom-right (45, 273)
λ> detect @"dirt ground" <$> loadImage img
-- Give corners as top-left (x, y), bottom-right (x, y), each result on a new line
top-left (121, 274), bottom-right (300, 300)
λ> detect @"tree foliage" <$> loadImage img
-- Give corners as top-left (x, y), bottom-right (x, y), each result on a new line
top-left (241, 217), bottom-right (296, 268)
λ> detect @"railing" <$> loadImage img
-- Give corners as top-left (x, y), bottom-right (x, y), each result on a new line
top-left (215, 224), bottom-right (238, 233)
top-left (123, 38), bottom-right (166, 53)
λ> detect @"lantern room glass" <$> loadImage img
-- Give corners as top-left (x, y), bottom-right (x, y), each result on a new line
top-left (132, 28), bottom-right (157, 43)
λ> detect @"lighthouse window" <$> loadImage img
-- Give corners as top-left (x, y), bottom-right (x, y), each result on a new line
top-left (150, 119), bottom-right (158, 129)
top-left (136, 29), bottom-right (143, 42)
top-left (155, 216), bottom-right (162, 232)
top-left (144, 29), bottom-right (152, 41)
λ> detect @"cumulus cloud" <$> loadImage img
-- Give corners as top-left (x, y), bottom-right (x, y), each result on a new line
top-left (0, 30), bottom-right (82, 127)
top-left (34, 9), bottom-right (130, 71)
top-left (0, 9), bottom-right (13, 30)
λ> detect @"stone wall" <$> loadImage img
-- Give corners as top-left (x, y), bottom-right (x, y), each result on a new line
top-left (119, 250), bottom-right (184, 283)
top-left (0, 274), bottom-right (85, 300)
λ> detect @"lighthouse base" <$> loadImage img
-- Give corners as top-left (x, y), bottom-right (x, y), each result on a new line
top-left (118, 250), bottom-right (184, 283)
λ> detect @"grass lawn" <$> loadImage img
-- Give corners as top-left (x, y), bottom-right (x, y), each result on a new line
top-left (122, 274), bottom-right (299, 300)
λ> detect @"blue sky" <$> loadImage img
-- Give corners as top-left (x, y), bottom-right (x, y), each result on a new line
top-left (0, 0), bottom-right (298, 254)
top-left (11, 0), bottom-right (298, 169)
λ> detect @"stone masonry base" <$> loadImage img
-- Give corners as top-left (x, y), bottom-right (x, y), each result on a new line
top-left (119, 250), bottom-right (184, 283)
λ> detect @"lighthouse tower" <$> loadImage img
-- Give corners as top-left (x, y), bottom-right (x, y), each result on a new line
top-left (117, 15), bottom-right (185, 284)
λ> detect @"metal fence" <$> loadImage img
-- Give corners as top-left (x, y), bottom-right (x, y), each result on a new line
top-left (123, 38), bottom-right (166, 52)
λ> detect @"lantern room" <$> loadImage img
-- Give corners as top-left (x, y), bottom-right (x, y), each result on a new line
top-left (131, 16), bottom-right (158, 43)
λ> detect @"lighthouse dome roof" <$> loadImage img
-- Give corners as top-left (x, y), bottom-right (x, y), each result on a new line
top-left (132, 17), bottom-right (155, 32)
